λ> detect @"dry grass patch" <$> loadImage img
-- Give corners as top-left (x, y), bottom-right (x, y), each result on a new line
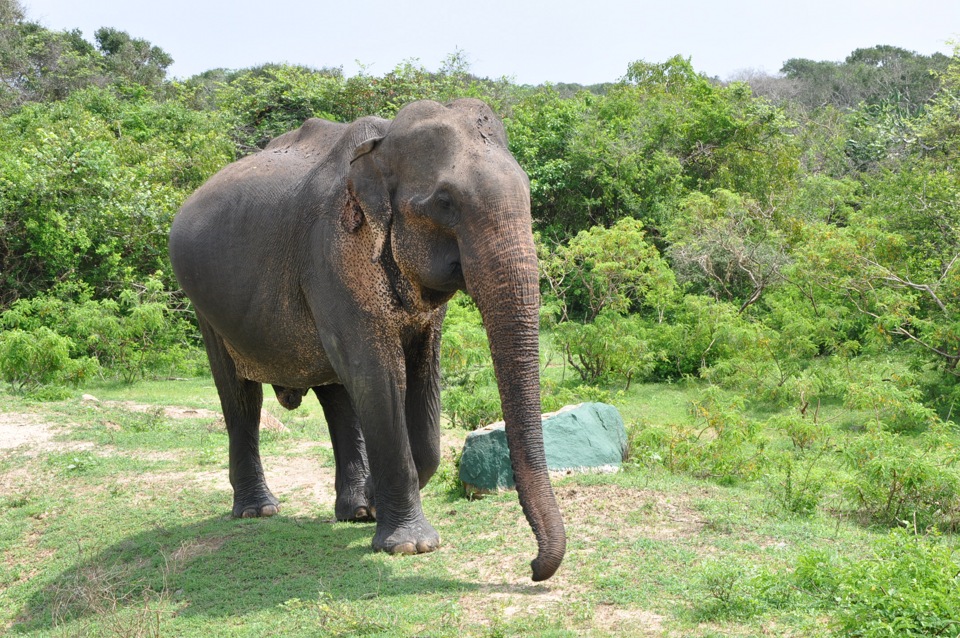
top-left (556, 483), bottom-right (706, 543)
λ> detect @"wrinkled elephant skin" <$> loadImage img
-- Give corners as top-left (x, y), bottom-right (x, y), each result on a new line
top-left (168, 99), bottom-right (565, 580)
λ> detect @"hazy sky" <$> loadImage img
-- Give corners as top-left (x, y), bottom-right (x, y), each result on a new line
top-left (21, 0), bottom-right (960, 85)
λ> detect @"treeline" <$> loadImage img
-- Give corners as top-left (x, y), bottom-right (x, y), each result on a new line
top-left (1, 0), bottom-right (958, 427)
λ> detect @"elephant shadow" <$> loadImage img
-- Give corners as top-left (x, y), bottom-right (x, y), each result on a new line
top-left (16, 513), bottom-right (478, 630)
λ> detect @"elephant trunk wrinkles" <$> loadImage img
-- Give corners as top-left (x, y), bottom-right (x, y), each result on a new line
top-left (461, 213), bottom-right (566, 582)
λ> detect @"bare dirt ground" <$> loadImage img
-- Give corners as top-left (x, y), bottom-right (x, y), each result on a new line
top-left (0, 403), bottom-right (338, 511)
top-left (0, 412), bottom-right (64, 452)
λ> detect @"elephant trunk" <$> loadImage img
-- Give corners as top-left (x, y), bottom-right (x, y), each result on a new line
top-left (461, 212), bottom-right (566, 582)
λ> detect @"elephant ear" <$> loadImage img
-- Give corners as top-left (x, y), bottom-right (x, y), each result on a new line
top-left (346, 136), bottom-right (391, 263)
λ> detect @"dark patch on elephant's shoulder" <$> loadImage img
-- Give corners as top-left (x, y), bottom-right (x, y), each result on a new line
top-left (341, 185), bottom-right (365, 233)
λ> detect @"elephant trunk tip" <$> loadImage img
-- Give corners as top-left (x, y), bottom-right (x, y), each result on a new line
top-left (531, 555), bottom-right (563, 582)
top-left (530, 528), bottom-right (566, 582)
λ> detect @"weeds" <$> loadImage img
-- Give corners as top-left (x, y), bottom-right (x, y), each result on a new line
top-left (793, 528), bottom-right (960, 637)
top-left (50, 549), bottom-right (175, 638)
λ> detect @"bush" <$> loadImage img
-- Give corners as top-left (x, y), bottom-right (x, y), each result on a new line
top-left (831, 529), bottom-right (960, 637)
top-left (763, 449), bottom-right (830, 516)
top-left (692, 558), bottom-right (796, 622)
top-left (541, 381), bottom-right (614, 413)
top-left (794, 529), bottom-right (960, 637)
top-left (842, 426), bottom-right (960, 530)
top-left (631, 387), bottom-right (767, 484)
top-left (0, 327), bottom-right (99, 392)
top-left (551, 311), bottom-right (657, 388)
top-left (440, 293), bottom-right (500, 429)
top-left (0, 275), bottom-right (202, 384)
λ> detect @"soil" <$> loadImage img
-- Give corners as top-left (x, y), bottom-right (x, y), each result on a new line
top-left (0, 403), bottom-right (334, 511)
top-left (0, 412), bottom-right (61, 452)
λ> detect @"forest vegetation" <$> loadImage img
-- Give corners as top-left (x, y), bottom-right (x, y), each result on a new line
top-left (2, 0), bottom-right (960, 634)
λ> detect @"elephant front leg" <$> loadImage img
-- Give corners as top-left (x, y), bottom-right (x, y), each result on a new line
top-left (405, 320), bottom-right (443, 489)
top-left (314, 384), bottom-right (375, 522)
top-left (341, 357), bottom-right (440, 555)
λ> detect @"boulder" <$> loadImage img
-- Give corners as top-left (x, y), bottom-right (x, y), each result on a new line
top-left (459, 402), bottom-right (627, 496)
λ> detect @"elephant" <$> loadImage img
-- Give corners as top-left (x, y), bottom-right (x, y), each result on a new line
top-left (168, 99), bottom-right (565, 581)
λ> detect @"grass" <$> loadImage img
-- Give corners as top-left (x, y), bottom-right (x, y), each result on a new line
top-left (0, 377), bottom-right (956, 636)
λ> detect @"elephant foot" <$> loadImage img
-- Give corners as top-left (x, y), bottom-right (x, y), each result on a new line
top-left (232, 490), bottom-right (280, 518)
top-left (335, 476), bottom-right (376, 522)
top-left (336, 499), bottom-right (376, 522)
top-left (372, 519), bottom-right (440, 555)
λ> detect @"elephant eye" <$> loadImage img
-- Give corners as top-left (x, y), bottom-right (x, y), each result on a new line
top-left (427, 190), bottom-right (460, 226)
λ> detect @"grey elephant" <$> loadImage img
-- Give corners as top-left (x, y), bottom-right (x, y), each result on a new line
top-left (168, 99), bottom-right (565, 581)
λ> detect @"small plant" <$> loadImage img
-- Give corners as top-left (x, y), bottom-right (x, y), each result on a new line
top-left (763, 449), bottom-right (829, 516)
top-left (634, 387), bottom-right (767, 484)
top-left (430, 448), bottom-right (466, 499)
top-left (64, 452), bottom-right (101, 474)
top-left (278, 592), bottom-right (390, 635)
top-left (693, 558), bottom-right (762, 621)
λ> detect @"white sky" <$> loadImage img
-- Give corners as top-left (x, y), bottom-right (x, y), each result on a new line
top-left (20, 0), bottom-right (960, 85)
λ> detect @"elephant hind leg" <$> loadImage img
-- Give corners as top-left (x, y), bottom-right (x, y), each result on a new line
top-left (197, 314), bottom-right (279, 518)
top-left (314, 384), bottom-right (374, 522)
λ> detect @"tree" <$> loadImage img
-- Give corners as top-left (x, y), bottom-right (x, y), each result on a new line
top-left (779, 46), bottom-right (951, 115)
top-left (540, 218), bottom-right (676, 385)
top-left (667, 189), bottom-right (790, 314)
top-left (0, 86), bottom-right (233, 302)
top-left (94, 27), bottom-right (172, 87)
top-left (509, 56), bottom-right (797, 236)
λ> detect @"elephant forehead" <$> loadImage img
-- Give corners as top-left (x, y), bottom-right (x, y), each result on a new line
top-left (385, 120), bottom-right (462, 158)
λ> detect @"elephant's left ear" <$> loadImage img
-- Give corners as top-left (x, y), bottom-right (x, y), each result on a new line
top-left (346, 136), bottom-right (391, 263)
top-left (351, 136), bottom-right (382, 162)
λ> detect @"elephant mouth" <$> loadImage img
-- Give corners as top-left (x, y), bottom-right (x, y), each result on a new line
top-left (448, 261), bottom-right (466, 292)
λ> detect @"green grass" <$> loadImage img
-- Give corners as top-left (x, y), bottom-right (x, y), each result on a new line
top-left (1, 377), bottom-right (957, 637)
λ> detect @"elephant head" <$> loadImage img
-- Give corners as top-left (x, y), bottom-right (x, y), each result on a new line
top-left (347, 99), bottom-right (566, 581)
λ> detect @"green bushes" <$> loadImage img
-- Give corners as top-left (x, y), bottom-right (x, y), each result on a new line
top-left (0, 275), bottom-right (202, 390)
top-left (0, 327), bottom-right (98, 392)
top-left (632, 388), bottom-right (767, 484)
top-left (693, 529), bottom-right (960, 636)
top-left (842, 426), bottom-right (960, 530)
top-left (791, 529), bottom-right (960, 637)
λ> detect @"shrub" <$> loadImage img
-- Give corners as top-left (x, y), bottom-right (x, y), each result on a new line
top-left (541, 381), bottom-right (614, 413)
top-left (0, 275), bottom-right (201, 384)
top-left (0, 327), bottom-right (99, 392)
top-left (794, 529), bottom-right (960, 637)
top-left (763, 449), bottom-right (830, 516)
top-left (842, 359), bottom-right (939, 432)
top-left (631, 387), bottom-right (767, 484)
top-left (442, 375), bottom-right (502, 430)
top-left (551, 311), bottom-right (657, 388)
top-left (842, 427), bottom-right (960, 530)
top-left (440, 294), bottom-right (500, 429)
top-left (831, 529), bottom-right (960, 637)
top-left (692, 558), bottom-right (796, 621)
